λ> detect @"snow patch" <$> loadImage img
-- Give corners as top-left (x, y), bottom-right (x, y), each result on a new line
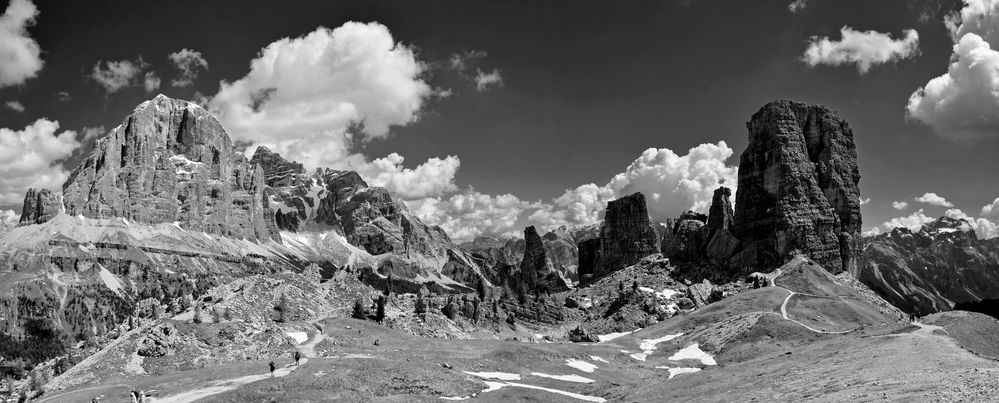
top-left (566, 359), bottom-right (598, 373)
top-left (589, 356), bottom-right (609, 364)
top-left (285, 331), bottom-right (308, 344)
top-left (657, 289), bottom-right (680, 300)
top-left (638, 286), bottom-right (655, 293)
top-left (630, 332), bottom-right (684, 361)
top-left (668, 343), bottom-right (716, 366)
top-left (98, 266), bottom-right (123, 295)
top-left (530, 373), bottom-right (594, 383)
top-left (463, 371), bottom-right (521, 381)
top-left (475, 381), bottom-right (606, 402)
top-left (656, 366), bottom-right (702, 379)
top-left (597, 329), bottom-right (636, 342)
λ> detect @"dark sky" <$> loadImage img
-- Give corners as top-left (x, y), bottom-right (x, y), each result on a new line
top-left (1, 0), bottom-right (995, 234)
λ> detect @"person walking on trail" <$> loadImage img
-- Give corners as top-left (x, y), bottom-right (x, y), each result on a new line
top-left (269, 360), bottom-right (276, 377)
top-left (294, 351), bottom-right (301, 366)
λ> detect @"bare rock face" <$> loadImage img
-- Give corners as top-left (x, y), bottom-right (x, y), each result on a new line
top-left (62, 95), bottom-right (279, 242)
top-left (577, 192), bottom-right (660, 283)
top-left (706, 187), bottom-right (733, 232)
top-left (19, 188), bottom-right (61, 225)
top-left (732, 100), bottom-right (861, 273)
top-left (517, 226), bottom-right (569, 293)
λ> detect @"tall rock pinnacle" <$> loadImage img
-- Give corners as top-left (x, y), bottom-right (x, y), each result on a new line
top-left (732, 100), bottom-right (862, 273)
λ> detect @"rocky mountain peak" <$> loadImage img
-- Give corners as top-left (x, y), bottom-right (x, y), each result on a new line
top-left (61, 95), bottom-right (280, 241)
top-left (577, 192), bottom-right (660, 283)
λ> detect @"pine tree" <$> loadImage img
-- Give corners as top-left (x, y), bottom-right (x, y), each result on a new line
top-left (472, 298), bottom-right (481, 323)
top-left (275, 294), bottom-right (288, 323)
top-left (352, 299), bottom-right (368, 320)
top-left (376, 295), bottom-right (386, 323)
top-left (476, 278), bottom-right (487, 301)
top-left (415, 290), bottom-right (427, 315)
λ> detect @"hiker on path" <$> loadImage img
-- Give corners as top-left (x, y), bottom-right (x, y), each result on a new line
top-left (294, 351), bottom-right (301, 366)
top-left (269, 360), bottom-right (276, 377)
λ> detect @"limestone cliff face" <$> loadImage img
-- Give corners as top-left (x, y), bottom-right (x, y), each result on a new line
top-left (62, 95), bottom-right (279, 242)
top-left (517, 226), bottom-right (569, 293)
top-left (578, 192), bottom-right (660, 283)
top-left (732, 100), bottom-right (861, 273)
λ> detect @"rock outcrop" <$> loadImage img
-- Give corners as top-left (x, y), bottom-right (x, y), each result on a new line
top-left (859, 216), bottom-right (999, 315)
top-left (62, 95), bottom-right (279, 242)
top-left (577, 192), bottom-right (660, 283)
top-left (516, 226), bottom-right (569, 293)
top-left (19, 188), bottom-right (61, 225)
top-left (732, 100), bottom-right (861, 274)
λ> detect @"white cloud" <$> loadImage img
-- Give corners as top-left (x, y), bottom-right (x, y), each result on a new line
top-left (408, 191), bottom-right (542, 242)
top-left (91, 57), bottom-right (157, 93)
top-left (882, 208), bottom-right (935, 232)
top-left (944, 208), bottom-right (999, 239)
top-left (892, 200), bottom-right (909, 210)
top-left (56, 91), bottom-right (70, 102)
top-left (209, 22), bottom-right (432, 171)
top-left (859, 197), bottom-right (871, 206)
top-left (788, 0), bottom-right (808, 13)
top-left (802, 26), bottom-right (920, 74)
top-left (0, 209), bottom-right (18, 225)
top-left (474, 68), bottom-right (503, 91)
top-left (0, 119), bottom-right (80, 205)
top-left (143, 71), bottom-right (160, 92)
top-left (862, 227), bottom-right (881, 237)
top-left (4, 100), bottom-right (24, 112)
top-left (356, 153), bottom-right (460, 200)
top-left (908, 1), bottom-right (999, 140)
top-left (168, 48), bottom-right (209, 87)
top-left (981, 196), bottom-right (999, 218)
top-left (914, 192), bottom-right (954, 207)
top-left (407, 142), bottom-right (738, 242)
top-left (0, 0), bottom-right (43, 88)
top-left (80, 126), bottom-right (105, 142)
top-left (449, 50), bottom-right (486, 72)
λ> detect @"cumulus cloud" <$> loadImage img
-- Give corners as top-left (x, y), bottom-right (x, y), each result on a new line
top-left (944, 208), bottom-right (999, 239)
top-left (914, 192), bottom-right (954, 207)
top-left (409, 191), bottom-right (542, 242)
top-left (356, 153), bottom-right (460, 200)
top-left (4, 100), bottom-right (24, 112)
top-left (0, 119), bottom-right (80, 205)
top-left (981, 196), bottom-right (999, 218)
top-left (892, 200), bottom-right (909, 210)
top-left (862, 227), bottom-right (881, 237)
top-left (168, 48), bottom-right (209, 87)
top-left (882, 208), bottom-right (935, 232)
top-left (908, 1), bottom-right (999, 140)
top-left (802, 26), bottom-right (920, 74)
top-left (80, 125), bottom-right (105, 142)
top-left (859, 197), bottom-right (871, 206)
top-left (0, 0), bottom-right (43, 88)
top-left (209, 22), bottom-right (432, 171)
top-left (0, 209), bottom-right (18, 225)
top-left (788, 0), bottom-right (808, 13)
top-left (474, 69), bottom-right (503, 91)
top-left (56, 91), bottom-right (70, 102)
top-left (407, 142), bottom-right (738, 242)
top-left (91, 57), bottom-right (158, 93)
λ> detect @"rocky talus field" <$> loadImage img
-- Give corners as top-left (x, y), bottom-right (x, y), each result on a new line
top-left (1, 97), bottom-right (997, 402)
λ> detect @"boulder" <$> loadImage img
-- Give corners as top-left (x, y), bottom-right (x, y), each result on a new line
top-left (686, 279), bottom-right (722, 307)
top-left (732, 100), bottom-right (861, 274)
top-left (138, 322), bottom-right (178, 357)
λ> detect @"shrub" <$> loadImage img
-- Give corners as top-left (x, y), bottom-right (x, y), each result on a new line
top-left (352, 299), bottom-right (368, 320)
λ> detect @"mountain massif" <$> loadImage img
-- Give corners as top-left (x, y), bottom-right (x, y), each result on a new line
top-left (2, 96), bottom-right (997, 402)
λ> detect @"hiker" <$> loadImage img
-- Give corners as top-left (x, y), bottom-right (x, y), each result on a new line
top-left (130, 390), bottom-right (141, 403)
top-left (269, 360), bottom-right (276, 377)
top-left (294, 351), bottom-right (301, 366)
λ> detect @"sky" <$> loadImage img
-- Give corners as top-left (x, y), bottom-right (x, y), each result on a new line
top-left (1, 0), bottom-right (998, 241)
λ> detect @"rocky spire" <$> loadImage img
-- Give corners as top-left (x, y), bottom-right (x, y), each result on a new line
top-left (706, 186), bottom-right (733, 233)
top-left (732, 100), bottom-right (861, 273)
top-left (577, 192), bottom-right (660, 283)
top-left (19, 188), bottom-right (61, 225)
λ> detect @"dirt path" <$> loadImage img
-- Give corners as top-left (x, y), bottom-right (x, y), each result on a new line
top-left (152, 329), bottom-right (324, 402)
top-left (771, 269), bottom-right (856, 335)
